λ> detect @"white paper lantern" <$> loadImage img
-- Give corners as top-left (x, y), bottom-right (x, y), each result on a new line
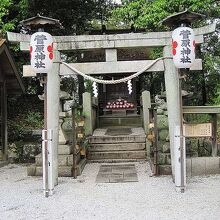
top-left (30, 32), bottom-right (53, 73)
top-left (172, 27), bottom-right (195, 68)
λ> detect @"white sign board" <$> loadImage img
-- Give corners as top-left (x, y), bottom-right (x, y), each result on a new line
top-left (184, 123), bottom-right (212, 137)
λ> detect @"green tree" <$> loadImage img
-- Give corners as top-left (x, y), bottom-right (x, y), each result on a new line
top-left (113, 0), bottom-right (219, 30)
top-left (0, 0), bottom-right (14, 34)
top-left (26, 0), bottom-right (115, 35)
top-left (1, 0), bottom-right (116, 96)
top-left (0, 0), bottom-right (29, 36)
top-left (113, 0), bottom-right (220, 105)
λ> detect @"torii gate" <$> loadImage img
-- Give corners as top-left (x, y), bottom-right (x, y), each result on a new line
top-left (7, 22), bottom-right (216, 192)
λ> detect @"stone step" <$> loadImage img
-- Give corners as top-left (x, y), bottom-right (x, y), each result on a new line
top-left (87, 150), bottom-right (146, 160)
top-left (99, 117), bottom-right (142, 127)
top-left (88, 143), bottom-right (145, 152)
top-left (158, 165), bottom-right (172, 175)
top-left (58, 144), bottom-right (72, 155)
top-left (27, 158), bottom-right (87, 177)
top-left (35, 153), bottom-right (80, 166)
top-left (89, 136), bottom-right (146, 144)
top-left (87, 158), bottom-right (146, 163)
top-left (30, 166), bottom-right (72, 177)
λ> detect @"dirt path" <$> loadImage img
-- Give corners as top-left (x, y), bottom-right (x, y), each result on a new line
top-left (0, 162), bottom-right (220, 220)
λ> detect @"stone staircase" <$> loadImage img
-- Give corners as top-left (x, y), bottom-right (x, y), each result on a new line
top-left (28, 144), bottom-right (86, 177)
top-left (87, 127), bottom-right (146, 163)
top-left (99, 115), bottom-right (142, 127)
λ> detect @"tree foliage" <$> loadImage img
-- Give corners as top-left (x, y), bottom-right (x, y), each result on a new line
top-left (0, 0), bottom-right (13, 34)
top-left (1, 0), bottom-right (116, 143)
top-left (113, 0), bottom-right (220, 105)
top-left (26, 0), bottom-right (115, 35)
top-left (1, 0), bottom-right (116, 35)
top-left (0, 0), bottom-right (116, 96)
top-left (2, 0), bottom-right (220, 105)
top-left (113, 0), bottom-right (219, 30)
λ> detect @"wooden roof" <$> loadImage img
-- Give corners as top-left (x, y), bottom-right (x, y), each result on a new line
top-left (0, 39), bottom-right (25, 94)
top-left (20, 14), bottom-right (63, 30)
top-left (161, 10), bottom-right (206, 28)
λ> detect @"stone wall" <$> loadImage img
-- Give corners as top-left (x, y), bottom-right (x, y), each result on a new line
top-left (7, 94), bottom-right (43, 162)
top-left (155, 109), bottom-right (172, 175)
top-left (186, 138), bottom-right (212, 157)
top-left (150, 104), bottom-right (218, 176)
top-left (187, 157), bottom-right (220, 177)
top-left (8, 130), bottom-right (41, 163)
top-left (83, 92), bottom-right (98, 135)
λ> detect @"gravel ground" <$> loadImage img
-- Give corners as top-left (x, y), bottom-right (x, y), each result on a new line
top-left (0, 162), bottom-right (220, 220)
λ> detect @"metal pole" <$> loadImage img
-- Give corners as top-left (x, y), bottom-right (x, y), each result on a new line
top-left (211, 114), bottom-right (218, 157)
top-left (43, 76), bottom-right (49, 197)
top-left (178, 69), bottom-right (186, 193)
top-left (42, 75), bottom-right (54, 196)
top-left (47, 50), bottom-right (60, 188)
top-left (153, 108), bottom-right (158, 176)
top-left (36, 27), bottom-right (50, 197)
top-left (72, 105), bottom-right (77, 178)
top-left (47, 129), bottom-right (53, 195)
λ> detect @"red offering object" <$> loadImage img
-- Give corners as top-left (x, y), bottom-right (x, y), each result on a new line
top-left (106, 98), bottom-right (136, 110)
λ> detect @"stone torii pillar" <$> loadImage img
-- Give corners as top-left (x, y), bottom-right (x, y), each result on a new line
top-left (163, 45), bottom-right (180, 176)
